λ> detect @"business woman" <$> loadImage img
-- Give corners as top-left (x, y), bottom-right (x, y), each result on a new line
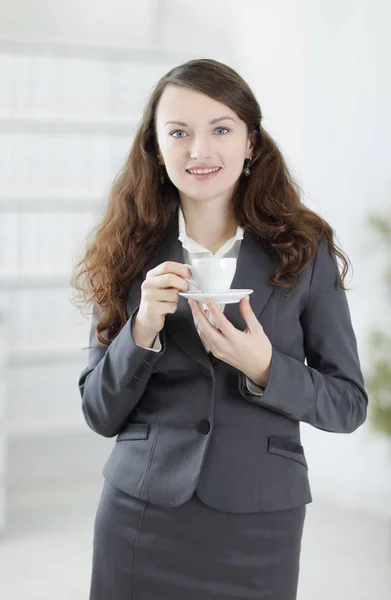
top-left (72, 58), bottom-right (368, 600)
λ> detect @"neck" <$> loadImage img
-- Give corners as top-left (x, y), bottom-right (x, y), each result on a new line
top-left (180, 199), bottom-right (238, 254)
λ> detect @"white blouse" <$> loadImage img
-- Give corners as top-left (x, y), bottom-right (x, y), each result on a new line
top-left (134, 205), bottom-right (265, 396)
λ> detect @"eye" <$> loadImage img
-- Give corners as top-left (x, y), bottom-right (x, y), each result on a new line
top-left (215, 127), bottom-right (229, 135)
top-left (170, 127), bottom-right (230, 138)
top-left (170, 130), bottom-right (187, 138)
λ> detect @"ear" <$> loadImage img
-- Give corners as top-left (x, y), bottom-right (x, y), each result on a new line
top-left (246, 133), bottom-right (255, 159)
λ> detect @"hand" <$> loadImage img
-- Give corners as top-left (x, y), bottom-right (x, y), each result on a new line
top-left (188, 295), bottom-right (272, 387)
top-left (136, 261), bottom-right (191, 336)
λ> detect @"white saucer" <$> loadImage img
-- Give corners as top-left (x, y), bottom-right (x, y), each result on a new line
top-left (179, 289), bottom-right (253, 304)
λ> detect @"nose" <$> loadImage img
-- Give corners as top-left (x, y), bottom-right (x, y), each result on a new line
top-left (190, 136), bottom-right (212, 160)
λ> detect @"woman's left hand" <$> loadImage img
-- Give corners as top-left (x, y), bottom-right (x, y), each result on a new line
top-left (188, 295), bottom-right (272, 388)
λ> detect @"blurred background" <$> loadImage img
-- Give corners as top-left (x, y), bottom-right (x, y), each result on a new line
top-left (0, 1), bottom-right (390, 598)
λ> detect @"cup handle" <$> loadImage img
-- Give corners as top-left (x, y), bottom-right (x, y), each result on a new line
top-left (182, 265), bottom-right (201, 291)
top-left (184, 277), bottom-right (201, 291)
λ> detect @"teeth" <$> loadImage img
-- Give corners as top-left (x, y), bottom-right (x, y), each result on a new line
top-left (188, 167), bottom-right (220, 174)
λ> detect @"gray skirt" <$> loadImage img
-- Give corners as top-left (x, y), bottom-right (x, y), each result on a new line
top-left (89, 479), bottom-right (306, 600)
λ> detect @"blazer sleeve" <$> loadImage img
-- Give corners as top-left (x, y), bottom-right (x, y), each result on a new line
top-left (78, 303), bottom-right (166, 437)
top-left (238, 236), bottom-right (368, 433)
top-left (136, 333), bottom-right (163, 352)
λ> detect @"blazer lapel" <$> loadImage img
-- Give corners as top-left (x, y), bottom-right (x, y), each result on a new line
top-left (128, 206), bottom-right (278, 372)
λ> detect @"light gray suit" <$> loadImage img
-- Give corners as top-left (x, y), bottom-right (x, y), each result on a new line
top-left (78, 209), bottom-right (368, 514)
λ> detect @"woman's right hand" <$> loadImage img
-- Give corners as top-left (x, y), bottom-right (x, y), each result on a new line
top-left (134, 261), bottom-right (192, 338)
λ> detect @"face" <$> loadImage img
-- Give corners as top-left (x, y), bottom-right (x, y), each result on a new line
top-left (154, 85), bottom-right (253, 204)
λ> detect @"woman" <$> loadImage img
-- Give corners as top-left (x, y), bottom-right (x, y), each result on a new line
top-left (72, 58), bottom-right (368, 600)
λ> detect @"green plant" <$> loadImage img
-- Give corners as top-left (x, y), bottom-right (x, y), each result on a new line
top-left (365, 212), bottom-right (391, 437)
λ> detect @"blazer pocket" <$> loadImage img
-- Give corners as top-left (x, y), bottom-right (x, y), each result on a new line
top-left (268, 436), bottom-right (308, 469)
top-left (116, 423), bottom-right (150, 441)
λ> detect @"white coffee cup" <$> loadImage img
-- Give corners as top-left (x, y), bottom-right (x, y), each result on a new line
top-left (184, 258), bottom-right (236, 293)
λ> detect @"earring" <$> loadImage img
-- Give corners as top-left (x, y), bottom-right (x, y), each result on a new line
top-left (243, 157), bottom-right (252, 176)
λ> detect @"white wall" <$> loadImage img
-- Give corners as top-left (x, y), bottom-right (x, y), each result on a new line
top-left (0, 0), bottom-right (158, 48)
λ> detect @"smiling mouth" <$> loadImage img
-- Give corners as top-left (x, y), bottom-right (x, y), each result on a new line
top-left (186, 167), bottom-right (222, 177)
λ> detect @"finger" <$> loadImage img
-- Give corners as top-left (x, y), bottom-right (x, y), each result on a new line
top-left (189, 300), bottom-right (221, 338)
top-left (240, 295), bottom-right (261, 332)
top-left (204, 298), bottom-right (234, 337)
top-left (189, 299), bottom-right (208, 322)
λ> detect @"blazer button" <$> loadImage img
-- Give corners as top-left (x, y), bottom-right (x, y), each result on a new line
top-left (200, 367), bottom-right (211, 377)
top-left (197, 419), bottom-right (211, 435)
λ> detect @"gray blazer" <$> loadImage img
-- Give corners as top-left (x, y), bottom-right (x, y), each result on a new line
top-left (78, 214), bottom-right (368, 513)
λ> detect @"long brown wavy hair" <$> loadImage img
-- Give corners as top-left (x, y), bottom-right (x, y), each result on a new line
top-left (71, 58), bottom-right (351, 346)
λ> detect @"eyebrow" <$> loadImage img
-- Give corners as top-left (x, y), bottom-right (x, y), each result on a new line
top-left (164, 116), bottom-right (236, 127)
